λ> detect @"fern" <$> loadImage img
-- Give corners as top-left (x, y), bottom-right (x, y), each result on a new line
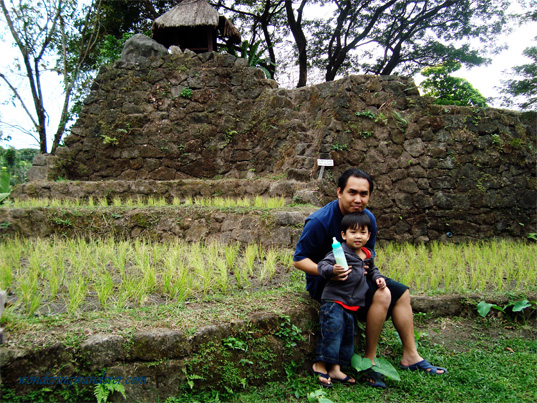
top-left (94, 382), bottom-right (126, 403)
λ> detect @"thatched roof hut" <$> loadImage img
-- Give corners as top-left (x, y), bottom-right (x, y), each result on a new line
top-left (152, 0), bottom-right (241, 53)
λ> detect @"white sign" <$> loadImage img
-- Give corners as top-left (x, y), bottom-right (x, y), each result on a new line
top-left (317, 159), bottom-right (334, 167)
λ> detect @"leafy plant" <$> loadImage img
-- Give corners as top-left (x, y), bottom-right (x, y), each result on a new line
top-left (392, 111), bottom-right (408, 132)
top-left (225, 130), bottom-right (237, 144)
top-left (307, 389), bottom-right (335, 403)
top-left (374, 112), bottom-right (388, 124)
top-left (477, 299), bottom-right (536, 322)
top-left (420, 61), bottom-right (488, 107)
top-left (351, 355), bottom-right (400, 381)
top-left (94, 381), bottom-right (126, 403)
top-left (230, 40), bottom-right (275, 79)
top-left (96, 33), bottom-right (135, 65)
top-left (354, 110), bottom-right (376, 119)
top-left (331, 142), bottom-right (348, 151)
top-left (180, 87), bottom-right (193, 99)
top-left (0, 167), bottom-right (11, 204)
top-left (275, 315), bottom-right (304, 348)
top-left (223, 336), bottom-right (248, 352)
top-left (100, 134), bottom-right (119, 145)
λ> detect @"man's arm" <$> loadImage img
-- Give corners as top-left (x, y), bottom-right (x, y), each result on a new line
top-left (293, 258), bottom-right (319, 276)
top-left (294, 257), bottom-right (351, 281)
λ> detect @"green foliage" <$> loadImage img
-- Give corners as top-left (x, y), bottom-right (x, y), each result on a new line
top-left (1, 1), bottom-right (104, 153)
top-left (96, 33), bottom-right (135, 65)
top-left (351, 355), bottom-right (400, 381)
top-left (477, 299), bottom-right (536, 322)
top-left (500, 4), bottom-right (536, 110)
top-left (331, 143), bottom-right (348, 151)
top-left (223, 336), bottom-right (248, 352)
top-left (500, 45), bottom-right (537, 110)
top-left (420, 61), bottom-right (488, 107)
top-left (275, 315), bottom-right (304, 348)
top-left (0, 167), bottom-right (11, 204)
top-left (225, 130), bottom-right (237, 144)
top-left (180, 87), bottom-right (193, 99)
top-left (307, 389), bottom-right (335, 403)
top-left (94, 381), bottom-right (126, 403)
top-left (0, 147), bottom-right (38, 186)
top-left (354, 110), bottom-right (376, 119)
top-left (228, 40), bottom-right (275, 79)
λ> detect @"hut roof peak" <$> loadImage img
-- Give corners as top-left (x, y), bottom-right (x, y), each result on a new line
top-left (153, 0), bottom-right (220, 29)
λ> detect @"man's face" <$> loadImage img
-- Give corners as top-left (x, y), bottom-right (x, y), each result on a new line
top-left (337, 176), bottom-right (370, 215)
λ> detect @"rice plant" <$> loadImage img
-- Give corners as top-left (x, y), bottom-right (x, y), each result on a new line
top-left (67, 278), bottom-right (87, 314)
top-left (2, 235), bottom-right (535, 317)
top-left (225, 242), bottom-right (240, 271)
top-left (244, 244), bottom-right (258, 276)
top-left (260, 248), bottom-right (278, 282)
top-left (95, 269), bottom-right (115, 309)
top-left (18, 271), bottom-right (41, 316)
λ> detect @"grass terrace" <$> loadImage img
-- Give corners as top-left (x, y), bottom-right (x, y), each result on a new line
top-left (1, 237), bottom-right (535, 320)
top-left (1, 195), bottom-right (536, 403)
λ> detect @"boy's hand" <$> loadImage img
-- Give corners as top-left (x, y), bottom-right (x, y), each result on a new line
top-left (376, 277), bottom-right (386, 289)
top-left (333, 264), bottom-right (352, 281)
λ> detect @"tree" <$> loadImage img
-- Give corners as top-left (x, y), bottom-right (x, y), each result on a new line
top-left (500, 1), bottom-right (537, 111)
top-left (0, 0), bottom-right (104, 154)
top-left (215, 0), bottom-right (287, 81)
top-left (420, 61), bottom-right (488, 107)
top-left (310, 0), bottom-right (510, 82)
top-left (285, 0), bottom-right (308, 87)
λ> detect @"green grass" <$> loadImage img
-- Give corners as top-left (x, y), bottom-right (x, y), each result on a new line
top-left (1, 238), bottom-right (535, 318)
top-left (376, 240), bottom-right (537, 295)
top-left (0, 237), bottom-right (296, 317)
top-left (1, 235), bottom-right (536, 403)
top-left (164, 319), bottom-right (537, 403)
top-left (3, 195), bottom-right (288, 209)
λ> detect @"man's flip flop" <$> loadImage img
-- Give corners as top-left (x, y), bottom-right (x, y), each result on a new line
top-left (360, 367), bottom-right (386, 389)
top-left (399, 359), bottom-right (447, 375)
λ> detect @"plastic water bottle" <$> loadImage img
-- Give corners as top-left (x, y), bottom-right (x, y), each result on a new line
top-left (332, 237), bottom-right (348, 269)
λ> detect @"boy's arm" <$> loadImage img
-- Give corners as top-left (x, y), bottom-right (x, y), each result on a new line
top-left (317, 253), bottom-right (336, 279)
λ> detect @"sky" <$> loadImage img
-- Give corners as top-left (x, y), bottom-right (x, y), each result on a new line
top-left (0, 3), bottom-right (535, 151)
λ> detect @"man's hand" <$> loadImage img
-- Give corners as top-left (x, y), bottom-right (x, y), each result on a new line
top-left (333, 264), bottom-right (352, 281)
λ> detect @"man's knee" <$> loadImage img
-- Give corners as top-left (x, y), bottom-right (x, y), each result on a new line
top-left (373, 287), bottom-right (391, 307)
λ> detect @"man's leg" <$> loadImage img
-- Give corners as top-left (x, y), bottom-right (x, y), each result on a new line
top-left (392, 290), bottom-right (445, 374)
top-left (364, 287), bottom-right (391, 364)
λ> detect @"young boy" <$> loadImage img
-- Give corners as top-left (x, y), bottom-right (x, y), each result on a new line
top-left (313, 212), bottom-right (388, 387)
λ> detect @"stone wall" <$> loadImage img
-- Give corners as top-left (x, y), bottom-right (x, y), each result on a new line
top-left (19, 37), bottom-right (537, 243)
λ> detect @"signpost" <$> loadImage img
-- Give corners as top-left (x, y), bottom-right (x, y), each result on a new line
top-left (317, 159), bottom-right (334, 180)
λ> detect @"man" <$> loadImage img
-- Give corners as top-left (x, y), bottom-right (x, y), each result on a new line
top-left (294, 168), bottom-right (447, 388)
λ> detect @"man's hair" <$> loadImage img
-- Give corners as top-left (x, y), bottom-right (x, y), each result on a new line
top-left (337, 168), bottom-right (374, 194)
top-left (341, 212), bottom-right (372, 233)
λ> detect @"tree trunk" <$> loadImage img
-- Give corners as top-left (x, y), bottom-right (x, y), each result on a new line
top-left (285, 0), bottom-right (308, 88)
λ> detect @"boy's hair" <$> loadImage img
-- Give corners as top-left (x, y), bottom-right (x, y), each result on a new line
top-left (341, 212), bottom-right (372, 233)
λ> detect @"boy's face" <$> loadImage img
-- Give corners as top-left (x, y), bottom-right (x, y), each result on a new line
top-left (342, 225), bottom-right (371, 251)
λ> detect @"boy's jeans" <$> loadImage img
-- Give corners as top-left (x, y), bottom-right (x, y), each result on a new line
top-left (314, 301), bottom-right (355, 366)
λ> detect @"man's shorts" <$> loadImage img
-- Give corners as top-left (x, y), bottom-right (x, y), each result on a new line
top-left (355, 277), bottom-right (409, 321)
